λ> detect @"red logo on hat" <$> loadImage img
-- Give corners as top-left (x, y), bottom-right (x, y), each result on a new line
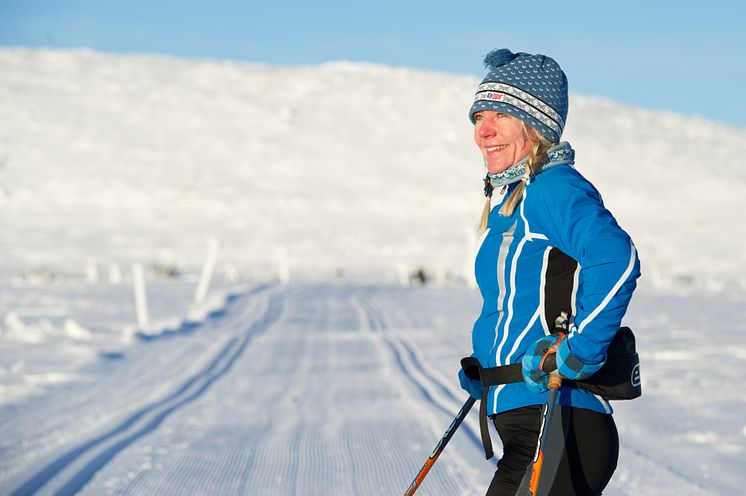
top-left (485, 92), bottom-right (504, 101)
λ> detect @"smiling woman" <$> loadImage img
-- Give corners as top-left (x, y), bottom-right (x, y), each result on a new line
top-left (457, 48), bottom-right (641, 496)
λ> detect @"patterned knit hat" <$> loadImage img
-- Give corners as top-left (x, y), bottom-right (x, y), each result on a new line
top-left (469, 49), bottom-right (568, 142)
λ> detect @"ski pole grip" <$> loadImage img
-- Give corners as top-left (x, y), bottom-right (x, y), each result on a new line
top-left (548, 370), bottom-right (562, 389)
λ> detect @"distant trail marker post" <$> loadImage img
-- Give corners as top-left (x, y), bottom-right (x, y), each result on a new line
top-left (85, 258), bottom-right (99, 283)
top-left (396, 262), bottom-right (409, 287)
top-left (194, 237), bottom-right (220, 305)
top-left (109, 262), bottom-right (122, 283)
top-left (278, 246), bottom-right (289, 284)
top-left (132, 262), bottom-right (149, 331)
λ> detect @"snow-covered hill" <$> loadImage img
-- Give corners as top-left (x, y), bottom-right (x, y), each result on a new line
top-left (1, 48), bottom-right (745, 285)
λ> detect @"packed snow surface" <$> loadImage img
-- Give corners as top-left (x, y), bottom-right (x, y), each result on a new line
top-left (1, 281), bottom-right (743, 495)
top-left (1, 48), bottom-right (745, 495)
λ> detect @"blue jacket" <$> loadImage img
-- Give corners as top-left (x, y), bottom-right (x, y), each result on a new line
top-left (471, 158), bottom-right (640, 416)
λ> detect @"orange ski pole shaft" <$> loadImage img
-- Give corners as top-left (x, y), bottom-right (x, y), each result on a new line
top-left (527, 370), bottom-right (563, 495)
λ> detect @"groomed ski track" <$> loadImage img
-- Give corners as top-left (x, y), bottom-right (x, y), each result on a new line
top-left (0, 283), bottom-right (724, 495)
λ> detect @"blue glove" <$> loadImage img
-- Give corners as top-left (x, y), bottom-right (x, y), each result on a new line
top-left (556, 337), bottom-right (605, 380)
top-left (521, 334), bottom-right (564, 394)
top-left (459, 368), bottom-right (484, 399)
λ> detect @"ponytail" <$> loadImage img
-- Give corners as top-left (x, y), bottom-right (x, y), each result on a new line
top-left (479, 197), bottom-right (491, 233)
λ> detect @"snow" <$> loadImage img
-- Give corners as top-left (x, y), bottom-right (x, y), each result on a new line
top-left (1, 47), bottom-right (745, 494)
top-left (2, 282), bottom-right (741, 495)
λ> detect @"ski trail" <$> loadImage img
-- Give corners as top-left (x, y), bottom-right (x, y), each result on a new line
top-left (610, 439), bottom-right (724, 496)
top-left (354, 288), bottom-right (487, 494)
top-left (8, 287), bottom-right (284, 496)
top-left (5, 282), bottom-right (722, 496)
top-left (0, 283), bottom-right (273, 463)
top-left (357, 290), bottom-right (485, 451)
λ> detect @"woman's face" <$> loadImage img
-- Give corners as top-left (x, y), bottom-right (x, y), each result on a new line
top-left (473, 111), bottom-right (535, 174)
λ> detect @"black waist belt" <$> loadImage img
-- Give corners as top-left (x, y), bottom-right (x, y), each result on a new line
top-left (459, 326), bottom-right (641, 460)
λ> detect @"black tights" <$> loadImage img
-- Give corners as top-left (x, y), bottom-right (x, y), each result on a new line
top-left (486, 405), bottom-right (619, 496)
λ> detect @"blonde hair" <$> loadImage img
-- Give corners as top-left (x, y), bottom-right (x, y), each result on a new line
top-left (479, 128), bottom-right (555, 232)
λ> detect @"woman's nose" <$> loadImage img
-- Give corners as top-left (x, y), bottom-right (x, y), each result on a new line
top-left (477, 121), bottom-right (496, 138)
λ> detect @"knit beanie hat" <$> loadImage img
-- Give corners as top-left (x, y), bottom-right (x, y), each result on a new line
top-left (469, 49), bottom-right (569, 143)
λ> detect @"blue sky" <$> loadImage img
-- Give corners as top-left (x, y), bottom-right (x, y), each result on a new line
top-left (2, 0), bottom-right (744, 127)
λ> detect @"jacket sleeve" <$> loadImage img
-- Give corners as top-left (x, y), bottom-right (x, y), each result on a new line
top-left (535, 169), bottom-right (641, 366)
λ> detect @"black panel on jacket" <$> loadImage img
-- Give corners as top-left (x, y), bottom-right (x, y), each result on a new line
top-left (544, 248), bottom-right (577, 331)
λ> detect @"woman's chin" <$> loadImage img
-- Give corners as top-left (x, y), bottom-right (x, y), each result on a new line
top-left (486, 164), bottom-right (511, 174)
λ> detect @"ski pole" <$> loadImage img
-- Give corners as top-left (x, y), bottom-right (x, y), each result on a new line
top-left (526, 370), bottom-right (562, 496)
top-left (403, 396), bottom-right (476, 496)
top-left (524, 329), bottom-right (567, 496)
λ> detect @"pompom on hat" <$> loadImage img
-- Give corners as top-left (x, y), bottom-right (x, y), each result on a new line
top-left (469, 49), bottom-right (569, 143)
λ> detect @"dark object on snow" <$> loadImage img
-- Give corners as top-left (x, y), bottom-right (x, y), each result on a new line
top-left (409, 268), bottom-right (428, 286)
